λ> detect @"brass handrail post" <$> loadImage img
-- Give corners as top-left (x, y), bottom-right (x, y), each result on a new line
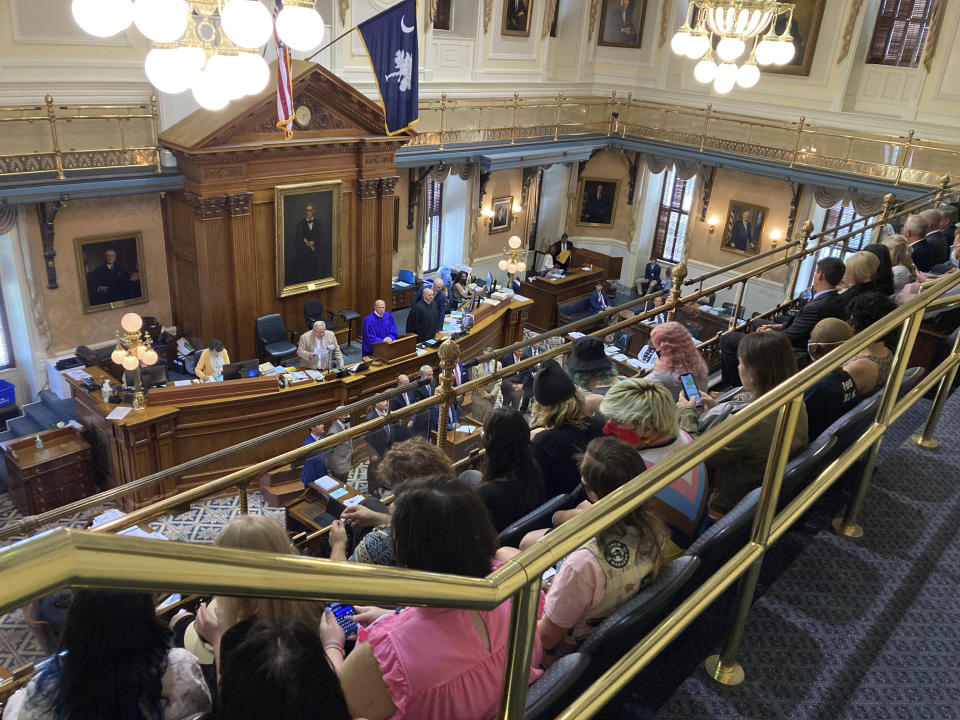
top-left (785, 220), bottom-right (813, 302)
top-left (511, 91), bottom-right (521, 145)
top-left (554, 91), bottom-right (564, 141)
top-left (911, 328), bottom-right (960, 449)
top-left (706, 397), bottom-right (803, 686)
top-left (730, 279), bottom-right (747, 331)
top-left (622, 92), bottom-right (632, 138)
top-left (45, 96), bottom-right (64, 180)
top-left (789, 115), bottom-right (806, 169)
top-left (666, 262), bottom-right (687, 322)
top-left (439, 93), bottom-right (447, 151)
top-left (608, 91), bottom-right (616, 136)
top-left (873, 192), bottom-right (896, 242)
top-left (700, 103), bottom-right (712, 153)
top-left (496, 577), bottom-right (542, 720)
top-left (237, 479), bottom-right (250, 514)
top-left (434, 338), bottom-right (460, 453)
top-left (936, 174), bottom-right (951, 204)
top-left (832, 310), bottom-right (924, 538)
top-left (150, 96), bottom-right (162, 173)
top-left (895, 130), bottom-right (914, 186)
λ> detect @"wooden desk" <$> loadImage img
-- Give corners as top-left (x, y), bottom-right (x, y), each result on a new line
top-left (2, 427), bottom-right (93, 515)
top-left (572, 248), bottom-right (622, 282)
top-left (372, 333), bottom-right (417, 363)
top-left (432, 425), bottom-right (483, 462)
top-left (518, 266), bottom-right (606, 332)
top-left (391, 284), bottom-right (417, 311)
top-left (68, 298), bottom-right (531, 510)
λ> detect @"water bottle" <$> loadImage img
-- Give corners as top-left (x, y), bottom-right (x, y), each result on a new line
top-left (35, 435), bottom-right (43, 449)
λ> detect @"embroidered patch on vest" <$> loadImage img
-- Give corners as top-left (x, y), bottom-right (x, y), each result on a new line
top-left (604, 540), bottom-right (629, 569)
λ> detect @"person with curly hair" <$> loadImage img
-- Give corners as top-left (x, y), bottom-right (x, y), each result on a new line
top-left (643, 321), bottom-right (709, 401)
top-left (843, 292), bottom-right (897, 395)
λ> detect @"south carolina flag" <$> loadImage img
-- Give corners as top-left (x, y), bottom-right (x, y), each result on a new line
top-left (358, 0), bottom-right (419, 135)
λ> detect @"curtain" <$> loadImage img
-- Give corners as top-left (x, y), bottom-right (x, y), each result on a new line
top-left (812, 187), bottom-right (886, 217)
top-left (0, 204), bottom-right (16, 234)
top-left (642, 155), bottom-right (701, 181)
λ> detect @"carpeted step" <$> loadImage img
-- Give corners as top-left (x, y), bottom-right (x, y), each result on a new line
top-left (22, 402), bottom-right (61, 431)
top-left (6, 415), bottom-right (43, 438)
top-left (38, 390), bottom-right (77, 422)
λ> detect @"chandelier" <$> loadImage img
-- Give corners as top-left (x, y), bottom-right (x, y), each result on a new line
top-left (110, 312), bottom-right (159, 410)
top-left (71, 0), bottom-right (326, 111)
top-left (498, 235), bottom-right (527, 277)
top-left (670, 1), bottom-right (796, 94)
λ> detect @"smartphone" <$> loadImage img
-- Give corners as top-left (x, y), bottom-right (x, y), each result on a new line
top-left (679, 373), bottom-right (702, 406)
top-left (329, 602), bottom-right (358, 637)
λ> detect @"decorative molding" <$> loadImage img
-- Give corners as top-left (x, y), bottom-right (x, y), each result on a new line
top-left (339, 0), bottom-right (350, 24)
top-left (186, 193), bottom-right (226, 220)
top-left (627, 151), bottom-right (641, 205)
top-left (588, 0), bottom-right (601, 40)
top-left (427, 0), bottom-right (437, 28)
top-left (226, 192), bottom-right (253, 217)
top-left (478, 169), bottom-right (491, 210)
top-left (484, 0), bottom-right (492, 34)
top-left (836, 0), bottom-right (864, 65)
top-left (658, 0), bottom-right (672, 48)
top-left (36, 199), bottom-right (67, 289)
top-left (923, 0), bottom-right (948, 73)
top-left (786, 182), bottom-right (804, 243)
top-left (358, 178), bottom-right (380, 200)
top-left (543, 0), bottom-right (557, 39)
top-left (379, 175), bottom-right (400, 197)
top-left (699, 165), bottom-right (716, 220)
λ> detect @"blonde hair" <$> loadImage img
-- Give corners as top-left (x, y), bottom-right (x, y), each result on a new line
top-left (842, 251), bottom-right (880, 287)
top-left (215, 516), bottom-right (321, 631)
top-left (529, 391), bottom-right (590, 431)
top-left (882, 234), bottom-right (916, 274)
top-left (598, 378), bottom-right (679, 438)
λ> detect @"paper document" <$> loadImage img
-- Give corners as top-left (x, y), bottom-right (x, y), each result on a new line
top-left (568, 331), bottom-right (585, 339)
top-left (604, 346), bottom-right (618, 355)
top-left (613, 353), bottom-right (628, 362)
top-left (173, 380), bottom-right (191, 387)
top-left (343, 495), bottom-right (364, 507)
top-left (329, 487), bottom-right (349, 499)
top-left (312, 475), bottom-right (340, 492)
top-left (513, 294), bottom-right (529, 302)
top-left (62, 367), bottom-right (92, 382)
top-left (106, 406), bottom-right (131, 421)
top-left (625, 358), bottom-right (643, 369)
top-left (304, 370), bottom-right (323, 380)
top-left (394, 280), bottom-right (410, 288)
top-left (119, 526), bottom-right (167, 540)
top-left (556, 249), bottom-right (571, 264)
top-left (91, 508), bottom-right (126, 526)
top-left (457, 425), bottom-right (477, 434)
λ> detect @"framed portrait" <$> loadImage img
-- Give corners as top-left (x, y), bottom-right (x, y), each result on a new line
top-left (577, 179), bottom-right (618, 227)
top-left (598, 0), bottom-right (647, 49)
top-left (490, 196), bottom-right (513, 234)
top-left (275, 180), bottom-right (342, 298)
top-left (75, 232), bottom-right (147, 314)
top-left (502, 0), bottom-right (533, 37)
top-left (766, 0), bottom-right (825, 76)
top-left (720, 200), bottom-right (769, 257)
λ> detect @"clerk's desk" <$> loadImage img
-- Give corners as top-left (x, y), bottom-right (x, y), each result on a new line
top-left (67, 297), bottom-right (531, 510)
top-left (518, 265), bottom-right (606, 332)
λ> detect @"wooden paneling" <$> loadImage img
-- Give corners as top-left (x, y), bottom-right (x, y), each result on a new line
top-left (518, 267), bottom-right (606, 332)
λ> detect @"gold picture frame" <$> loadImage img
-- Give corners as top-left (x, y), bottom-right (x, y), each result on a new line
top-left (597, 0), bottom-right (647, 49)
top-left (490, 195), bottom-right (513, 234)
top-left (720, 200), bottom-right (769, 257)
top-left (502, 0), bottom-right (534, 37)
top-left (765, 0), bottom-right (825, 77)
top-left (577, 179), bottom-right (618, 227)
top-left (75, 231), bottom-right (147, 314)
top-left (275, 180), bottom-right (343, 298)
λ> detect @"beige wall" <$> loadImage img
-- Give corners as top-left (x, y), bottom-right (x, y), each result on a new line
top-left (565, 149), bottom-right (632, 243)
top-left (392, 173), bottom-right (418, 277)
top-left (29, 193), bottom-right (172, 354)
top-left (475, 169), bottom-right (532, 259)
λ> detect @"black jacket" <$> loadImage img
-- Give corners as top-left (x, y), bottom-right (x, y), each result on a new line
top-left (405, 300), bottom-right (440, 342)
top-left (911, 239), bottom-right (937, 273)
top-left (782, 289), bottom-right (846, 348)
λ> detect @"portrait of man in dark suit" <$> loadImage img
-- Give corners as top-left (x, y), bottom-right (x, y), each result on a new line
top-left (277, 181), bottom-right (341, 297)
top-left (77, 234), bottom-right (146, 313)
top-left (598, 0), bottom-right (647, 49)
top-left (502, 0), bottom-right (532, 36)
top-left (721, 202), bottom-right (767, 257)
top-left (490, 196), bottom-right (512, 234)
top-left (578, 180), bottom-right (617, 226)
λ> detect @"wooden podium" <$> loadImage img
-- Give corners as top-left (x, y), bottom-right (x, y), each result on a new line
top-left (372, 333), bottom-right (418, 363)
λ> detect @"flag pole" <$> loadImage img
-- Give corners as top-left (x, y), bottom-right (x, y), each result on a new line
top-left (304, 26), bottom-right (357, 63)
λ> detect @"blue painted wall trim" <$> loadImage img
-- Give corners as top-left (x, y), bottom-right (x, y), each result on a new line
top-left (0, 168), bottom-right (184, 206)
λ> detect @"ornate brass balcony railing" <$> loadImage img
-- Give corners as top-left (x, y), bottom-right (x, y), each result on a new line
top-left (0, 96), bottom-right (162, 179)
top-left (406, 92), bottom-right (960, 187)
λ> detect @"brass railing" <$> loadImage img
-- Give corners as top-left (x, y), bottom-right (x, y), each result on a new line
top-left (2, 269), bottom-right (959, 719)
top-left (0, 96), bottom-right (162, 179)
top-left (407, 93), bottom-right (960, 187)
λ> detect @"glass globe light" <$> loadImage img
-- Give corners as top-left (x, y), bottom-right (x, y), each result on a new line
top-left (204, 54), bottom-right (247, 100)
top-left (122, 355), bottom-right (140, 371)
top-left (120, 312), bottom-right (142, 332)
top-left (507, 260), bottom-right (517, 274)
top-left (670, 27), bottom-right (691, 55)
top-left (694, 58), bottom-right (718, 84)
top-left (755, 38), bottom-right (777, 65)
top-left (508, 235), bottom-right (522, 249)
top-left (276, 5), bottom-right (326, 52)
top-left (221, 0), bottom-right (273, 48)
top-left (498, 259), bottom-right (509, 271)
top-left (192, 67), bottom-right (230, 111)
top-left (684, 32), bottom-right (710, 60)
top-left (236, 52), bottom-right (270, 95)
top-left (145, 48), bottom-right (192, 94)
top-left (133, 0), bottom-right (188, 43)
top-left (517, 261), bottom-right (527, 273)
top-left (736, 61), bottom-right (760, 88)
top-left (142, 349), bottom-right (159, 366)
top-left (774, 38), bottom-right (796, 65)
top-left (716, 37), bottom-right (745, 62)
top-left (713, 75), bottom-right (735, 94)
top-left (716, 62), bottom-right (738, 86)
top-left (111, 348), bottom-right (126, 365)
top-left (72, 0), bottom-right (134, 37)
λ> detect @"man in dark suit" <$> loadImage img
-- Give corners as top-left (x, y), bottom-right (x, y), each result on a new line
top-left (390, 373), bottom-right (417, 442)
top-left (505, 0), bottom-right (527, 31)
top-left (364, 400), bottom-right (396, 494)
top-left (551, 233), bottom-right (574, 271)
top-left (921, 207), bottom-right (951, 266)
top-left (411, 365), bottom-right (438, 438)
top-left (903, 215), bottom-right (935, 273)
top-left (581, 184), bottom-right (613, 224)
top-left (87, 248), bottom-right (133, 306)
top-left (720, 257), bottom-right (847, 387)
top-left (729, 211), bottom-right (756, 251)
top-left (291, 203), bottom-right (329, 282)
top-left (604, 0), bottom-right (638, 44)
top-left (300, 421), bottom-right (327, 486)
top-left (588, 280), bottom-right (612, 315)
top-left (639, 256), bottom-right (662, 295)
top-left (501, 341), bottom-right (542, 413)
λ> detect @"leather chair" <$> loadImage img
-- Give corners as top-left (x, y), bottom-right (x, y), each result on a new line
top-left (523, 652), bottom-right (591, 720)
top-left (303, 298), bottom-right (335, 331)
top-left (684, 486), bottom-right (762, 580)
top-left (498, 494), bottom-right (570, 548)
top-left (778, 433), bottom-right (838, 508)
top-left (255, 314), bottom-right (297, 362)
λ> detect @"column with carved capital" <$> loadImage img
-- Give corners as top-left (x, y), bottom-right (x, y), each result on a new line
top-left (226, 192), bottom-right (257, 357)
top-left (186, 192), bottom-right (236, 352)
top-left (357, 177), bottom-right (381, 313)
top-left (378, 176), bottom-right (399, 301)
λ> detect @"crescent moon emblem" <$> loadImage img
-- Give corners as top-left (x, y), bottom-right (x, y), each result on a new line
top-left (400, 15), bottom-right (414, 33)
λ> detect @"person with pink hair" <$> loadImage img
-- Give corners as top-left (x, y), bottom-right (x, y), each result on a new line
top-left (644, 321), bottom-right (709, 401)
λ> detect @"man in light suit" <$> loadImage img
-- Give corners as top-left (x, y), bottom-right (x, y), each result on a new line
top-left (324, 406), bottom-right (353, 482)
top-left (470, 348), bottom-right (502, 423)
top-left (297, 321), bottom-right (343, 370)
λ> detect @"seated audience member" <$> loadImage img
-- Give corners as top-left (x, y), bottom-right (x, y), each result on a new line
top-left (803, 318), bottom-right (860, 440)
top-left (300, 421), bottom-right (327, 486)
top-left (839, 251), bottom-right (881, 307)
top-left (882, 234), bottom-right (917, 293)
top-left (510, 437), bottom-right (665, 667)
top-left (324, 407), bottom-right (353, 483)
top-left (842, 293), bottom-right (897, 395)
top-left (902, 214), bottom-right (935, 272)
top-left (588, 280), bottom-right (612, 316)
top-left (720, 257), bottom-right (845, 386)
top-left (680, 331), bottom-right (808, 514)
top-left (6, 590), bottom-right (211, 720)
top-left (566, 336), bottom-right (623, 414)
top-left (928, 227), bottom-right (960, 275)
top-left (361, 298), bottom-right (399, 357)
top-left (863, 243), bottom-right (895, 296)
top-left (195, 338), bottom-right (230, 381)
top-left (320, 475), bottom-right (543, 720)
top-left (919, 208), bottom-right (951, 266)
top-left (644, 321), bottom-right (709, 401)
top-left (217, 619), bottom-right (351, 720)
top-left (341, 438), bottom-right (453, 566)
top-left (935, 203), bottom-right (960, 254)
top-left (364, 400), bottom-right (398, 495)
top-left (469, 347), bottom-right (502, 423)
top-left (460, 408), bottom-right (547, 532)
top-left (530, 360), bottom-right (605, 496)
top-left (297, 321), bottom-right (344, 371)
top-left (174, 516), bottom-right (324, 674)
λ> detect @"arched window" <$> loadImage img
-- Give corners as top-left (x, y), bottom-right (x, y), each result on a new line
top-left (652, 166), bottom-right (696, 263)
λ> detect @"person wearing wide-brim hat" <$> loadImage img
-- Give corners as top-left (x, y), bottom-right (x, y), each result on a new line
top-left (566, 336), bottom-right (626, 415)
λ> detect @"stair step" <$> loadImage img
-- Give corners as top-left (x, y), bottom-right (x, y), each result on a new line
top-left (7, 416), bottom-right (43, 438)
top-left (39, 390), bottom-right (78, 422)
top-left (23, 402), bottom-right (61, 431)
top-left (0, 430), bottom-right (15, 445)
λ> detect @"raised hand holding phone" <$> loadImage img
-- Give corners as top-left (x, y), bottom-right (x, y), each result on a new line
top-left (679, 373), bottom-right (702, 407)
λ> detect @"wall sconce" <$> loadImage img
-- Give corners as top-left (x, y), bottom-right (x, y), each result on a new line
top-left (512, 202), bottom-right (523, 215)
top-left (707, 215), bottom-right (720, 237)
top-left (769, 229), bottom-right (783, 248)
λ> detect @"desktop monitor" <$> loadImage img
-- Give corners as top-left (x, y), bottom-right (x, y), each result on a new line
top-left (124, 363), bottom-right (167, 388)
top-left (467, 290), bottom-right (478, 313)
top-left (222, 359), bottom-right (260, 380)
top-left (485, 271), bottom-right (493, 289)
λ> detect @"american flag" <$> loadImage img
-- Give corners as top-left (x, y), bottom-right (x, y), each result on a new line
top-left (273, 0), bottom-right (293, 139)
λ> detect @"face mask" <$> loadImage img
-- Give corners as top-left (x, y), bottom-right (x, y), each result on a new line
top-left (952, 253), bottom-right (959, 268)
top-left (602, 420), bottom-right (643, 446)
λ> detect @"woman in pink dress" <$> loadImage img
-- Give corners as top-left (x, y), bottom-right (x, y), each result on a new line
top-left (319, 475), bottom-right (544, 720)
